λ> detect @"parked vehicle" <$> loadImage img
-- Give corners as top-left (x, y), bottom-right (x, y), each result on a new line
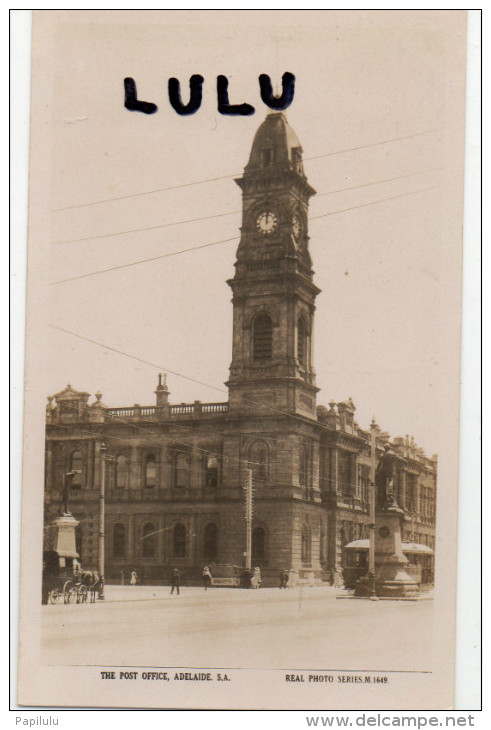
top-left (208, 564), bottom-right (242, 587)
top-left (341, 539), bottom-right (434, 589)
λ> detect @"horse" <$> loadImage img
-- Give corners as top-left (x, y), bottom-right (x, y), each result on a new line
top-left (78, 569), bottom-right (103, 603)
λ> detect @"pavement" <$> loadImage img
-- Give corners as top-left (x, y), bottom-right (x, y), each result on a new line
top-left (95, 583), bottom-right (346, 603)
top-left (42, 584), bottom-right (435, 672)
top-left (95, 583), bottom-right (434, 603)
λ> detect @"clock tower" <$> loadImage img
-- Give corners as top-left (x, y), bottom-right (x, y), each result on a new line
top-left (227, 112), bottom-right (320, 417)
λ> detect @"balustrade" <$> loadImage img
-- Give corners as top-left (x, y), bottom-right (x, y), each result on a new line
top-left (104, 401), bottom-right (228, 420)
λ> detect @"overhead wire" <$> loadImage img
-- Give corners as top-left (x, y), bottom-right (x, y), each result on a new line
top-left (51, 166), bottom-right (440, 247)
top-left (47, 323), bottom-right (385, 449)
top-left (52, 127), bottom-right (442, 212)
top-left (50, 184), bottom-right (438, 285)
top-left (47, 420), bottom-right (370, 493)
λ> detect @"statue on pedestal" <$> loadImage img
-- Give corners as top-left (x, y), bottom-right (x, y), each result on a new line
top-left (375, 444), bottom-right (403, 510)
top-left (60, 471), bottom-right (77, 515)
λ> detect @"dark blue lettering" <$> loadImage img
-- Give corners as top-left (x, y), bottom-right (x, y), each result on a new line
top-left (124, 78), bottom-right (158, 115)
top-left (168, 75), bottom-right (204, 115)
top-left (259, 72), bottom-right (295, 110)
top-left (217, 75), bottom-right (255, 116)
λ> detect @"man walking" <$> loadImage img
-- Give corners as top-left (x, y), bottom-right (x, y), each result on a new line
top-left (170, 568), bottom-right (180, 595)
top-left (202, 566), bottom-right (212, 591)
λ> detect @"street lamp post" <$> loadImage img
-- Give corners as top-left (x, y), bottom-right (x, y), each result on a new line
top-left (368, 418), bottom-right (377, 598)
top-left (244, 468), bottom-right (253, 572)
top-left (98, 443), bottom-right (115, 600)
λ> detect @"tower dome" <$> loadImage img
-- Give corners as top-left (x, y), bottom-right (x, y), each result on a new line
top-left (245, 112), bottom-right (306, 176)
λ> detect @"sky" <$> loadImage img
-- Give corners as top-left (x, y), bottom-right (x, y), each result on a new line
top-left (27, 10), bottom-right (467, 458)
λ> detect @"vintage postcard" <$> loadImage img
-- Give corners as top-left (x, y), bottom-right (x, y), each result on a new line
top-left (17, 10), bottom-right (467, 710)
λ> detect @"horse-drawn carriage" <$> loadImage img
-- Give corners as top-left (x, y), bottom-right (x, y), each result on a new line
top-left (42, 550), bottom-right (101, 605)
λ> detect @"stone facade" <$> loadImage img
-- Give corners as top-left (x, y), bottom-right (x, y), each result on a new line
top-left (43, 113), bottom-right (437, 585)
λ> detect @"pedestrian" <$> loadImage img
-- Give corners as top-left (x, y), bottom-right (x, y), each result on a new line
top-left (120, 569), bottom-right (125, 586)
top-left (202, 566), bottom-right (212, 591)
top-left (278, 569), bottom-right (284, 588)
top-left (170, 568), bottom-right (180, 595)
top-left (130, 570), bottom-right (138, 586)
top-left (282, 569), bottom-right (289, 588)
top-left (251, 566), bottom-right (261, 589)
top-left (333, 568), bottom-right (342, 588)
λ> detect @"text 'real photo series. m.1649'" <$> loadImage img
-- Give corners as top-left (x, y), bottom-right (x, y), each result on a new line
top-left (42, 111), bottom-right (436, 603)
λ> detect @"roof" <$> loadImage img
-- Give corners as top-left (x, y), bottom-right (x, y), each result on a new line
top-left (245, 112), bottom-right (304, 172)
top-left (344, 539), bottom-right (433, 555)
top-left (52, 384), bottom-right (90, 401)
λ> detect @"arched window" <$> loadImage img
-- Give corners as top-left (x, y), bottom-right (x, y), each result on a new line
top-left (174, 453), bottom-right (190, 490)
top-left (299, 443), bottom-right (309, 487)
top-left (204, 523), bottom-right (218, 561)
top-left (301, 525), bottom-right (311, 564)
top-left (252, 527), bottom-right (266, 563)
top-left (113, 523), bottom-right (125, 558)
top-left (70, 450), bottom-right (83, 488)
top-left (115, 455), bottom-right (127, 489)
top-left (250, 441), bottom-right (269, 483)
top-left (173, 523), bottom-right (186, 558)
top-left (205, 455), bottom-right (218, 488)
top-left (142, 522), bottom-right (156, 558)
top-left (253, 313), bottom-right (272, 361)
top-left (261, 147), bottom-right (274, 167)
top-left (75, 525), bottom-right (83, 563)
top-left (144, 454), bottom-right (157, 488)
top-left (297, 317), bottom-right (307, 367)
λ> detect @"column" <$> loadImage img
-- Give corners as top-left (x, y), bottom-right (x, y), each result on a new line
top-left (128, 515), bottom-right (135, 562)
top-left (189, 514), bottom-right (197, 565)
top-left (331, 448), bottom-right (339, 495)
top-left (400, 470), bottom-right (406, 510)
top-left (130, 446), bottom-right (140, 491)
top-left (158, 513), bottom-right (165, 564)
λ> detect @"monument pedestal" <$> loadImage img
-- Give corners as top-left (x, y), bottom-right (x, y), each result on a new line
top-left (52, 513), bottom-right (79, 561)
top-left (355, 506), bottom-right (418, 598)
top-left (374, 506), bottom-right (418, 597)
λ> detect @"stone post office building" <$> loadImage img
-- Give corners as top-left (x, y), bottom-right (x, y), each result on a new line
top-left (44, 113), bottom-right (437, 584)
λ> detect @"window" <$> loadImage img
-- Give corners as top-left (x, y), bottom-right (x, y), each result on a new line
top-left (174, 452), bottom-right (190, 490)
top-left (204, 523), bottom-right (218, 561)
top-left (301, 526), bottom-right (311, 563)
top-left (340, 451), bottom-right (353, 498)
top-left (292, 147), bottom-right (303, 173)
top-left (253, 313), bottom-right (272, 361)
top-left (115, 455), bottom-right (127, 489)
top-left (250, 441), bottom-right (268, 483)
top-left (70, 451), bottom-right (83, 488)
top-left (297, 317), bottom-right (307, 367)
top-left (113, 523), bottom-right (125, 558)
top-left (144, 454), bottom-right (157, 488)
top-left (299, 444), bottom-right (309, 487)
top-left (205, 455), bottom-right (218, 488)
top-left (75, 526), bottom-right (83, 563)
top-left (142, 522), bottom-right (156, 558)
top-left (261, 147), bottom-right (274, 166)
top-left (252, 527), bottom-right (266, 563)
top-left (173, 523), bottom-right (186, 558)
top-left (407, 475), bottom-right (417, 512)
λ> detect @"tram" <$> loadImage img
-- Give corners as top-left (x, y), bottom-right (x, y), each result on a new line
top-left (341, 539), bottom-right (434, 589)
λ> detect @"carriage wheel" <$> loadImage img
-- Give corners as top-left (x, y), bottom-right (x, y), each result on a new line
top-left (78, 585), bottom-right (88, 604)
top-left (63, 580), bottom-right (75, 603)
top-left (48, 589), bottom-right (61, 604)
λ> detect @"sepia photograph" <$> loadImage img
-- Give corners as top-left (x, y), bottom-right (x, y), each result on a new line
top-left (17, 10), bottom-right (469, 710)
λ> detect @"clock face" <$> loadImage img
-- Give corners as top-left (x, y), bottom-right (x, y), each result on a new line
top-left (292, 213), bottom-right (301, 239)
top-left (256, 210), bottom-right (279, 235)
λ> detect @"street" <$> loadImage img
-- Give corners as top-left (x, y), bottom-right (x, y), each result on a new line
top-left (41, 585), bottom-right (434, 672)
